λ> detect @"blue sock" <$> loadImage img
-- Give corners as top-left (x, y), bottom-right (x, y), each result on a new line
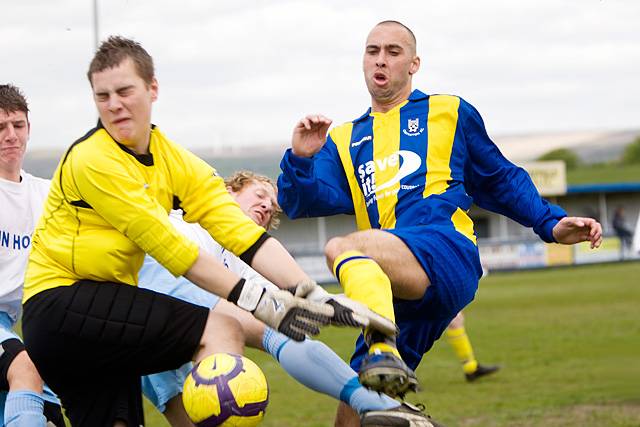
top-left (4, 390), bottom-right (46, 427)
top-left (262, 328), bottom-right (398, 414)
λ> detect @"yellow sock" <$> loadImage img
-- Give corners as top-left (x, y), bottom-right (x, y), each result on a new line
top-left (332, 250), bottom-right (395, 322)
top-left (446, 326), bottom-right (478, 374)
top-left (369, 342), bottom-right (401, 358)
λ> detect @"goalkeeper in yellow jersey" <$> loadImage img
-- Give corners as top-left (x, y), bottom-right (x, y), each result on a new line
top-left (20, 36), bottom-right (378, 427)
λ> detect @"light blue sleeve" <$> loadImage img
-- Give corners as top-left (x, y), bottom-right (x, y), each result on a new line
top-left (138, 255), bottom-right (220, 308)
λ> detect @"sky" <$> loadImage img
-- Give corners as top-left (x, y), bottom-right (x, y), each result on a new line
top-left (3, 0), bottom-right (639, 154)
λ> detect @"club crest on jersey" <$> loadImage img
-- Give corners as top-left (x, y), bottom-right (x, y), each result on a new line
top-left (403, 118), bottom-right (424, 136)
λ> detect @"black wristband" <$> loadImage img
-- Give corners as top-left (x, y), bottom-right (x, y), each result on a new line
top-left (227, 278), bottom-right (246, 304)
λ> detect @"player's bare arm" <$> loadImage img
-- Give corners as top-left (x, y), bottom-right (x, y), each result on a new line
top-left (247, 236), bottom-right (310, 286)
top-left (291, 114), bottom-right (332, 158)
top-left (186, 250), bottom-right (333, 341)
top-left (552, 216), bottom-right (603, 249)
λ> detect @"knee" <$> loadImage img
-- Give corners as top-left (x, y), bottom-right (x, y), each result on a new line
top-left (212, 300), bottom-right (265, 350)
top-left (211, 311), bottom-right (245, 345)
top-left (324, 236), bottom-right (353, 266)
top-left (6, 351), bottom-right (44, 391)
top-left (200, 311), bottom-right (245, 354)
top-left (448, 311), bottom-right (465, 329)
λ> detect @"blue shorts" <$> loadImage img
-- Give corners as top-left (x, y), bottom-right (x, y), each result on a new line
top-left (350, 224), bottom-right (482, 371)
top-left (141, 362), bottom-right (192, 413)
top-left (0, 313), bottom-right (21, 344)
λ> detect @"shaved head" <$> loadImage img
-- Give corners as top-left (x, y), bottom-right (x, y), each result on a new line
top-left (374, 20), bottom-right (417, 55)
top-left (363, 20), bottom-right (420, 111)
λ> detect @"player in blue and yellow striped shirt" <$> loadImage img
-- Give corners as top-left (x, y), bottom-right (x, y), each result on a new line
top-left (278, 20), bottom-right (603, 425)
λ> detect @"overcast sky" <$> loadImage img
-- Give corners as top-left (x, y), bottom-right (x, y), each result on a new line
top-left (3, 0), bottom-right (639, 154)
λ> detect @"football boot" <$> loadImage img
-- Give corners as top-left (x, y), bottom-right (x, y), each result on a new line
top-left (465, 364), bottom-right (500, 382)
top-left (359, 350), bottom-right (419, 398)
top-left (361, 402), bottom-right (445, 427)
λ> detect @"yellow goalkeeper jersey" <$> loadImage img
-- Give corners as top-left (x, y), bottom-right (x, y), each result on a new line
top-left (23, 123), bottom-right (265, 302)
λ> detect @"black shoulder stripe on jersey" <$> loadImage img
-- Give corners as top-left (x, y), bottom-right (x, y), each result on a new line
top-left (70, 200), bottom-right (92, 209)
top-left (59, 122), bottom-right (103, 205)
top-left (239, 232), bottom-right (270, 265)
top-left (60, 122), bottom-right (102, 168)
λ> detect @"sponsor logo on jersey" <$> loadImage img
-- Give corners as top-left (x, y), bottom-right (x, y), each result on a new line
top-left (357, 150), bottom-right (422, 204)
top-left (351, 135), bottom-right (372, 147)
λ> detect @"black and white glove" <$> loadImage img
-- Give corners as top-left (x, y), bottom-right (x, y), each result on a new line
top-left (293, 280), bottom-right (398, 336)
top-left (228, 279), bottom-right (333, 341)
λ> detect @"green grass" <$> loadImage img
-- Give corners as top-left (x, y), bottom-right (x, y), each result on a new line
top-left (567, 163), bottom-right (640, 185)
top-left (143, 262), bottom-right (640, 426)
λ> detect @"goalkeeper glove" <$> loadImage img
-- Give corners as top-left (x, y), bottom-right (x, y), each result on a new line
top-left (293, 279), bottom-right (398, 336)
top-left (228, 278), bottom-right (332, 341)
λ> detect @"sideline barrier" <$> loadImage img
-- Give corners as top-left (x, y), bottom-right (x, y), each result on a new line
top-left (478, 235), bottom-right (637, 272)
top-left (290, 236), bottom-right (639, 283)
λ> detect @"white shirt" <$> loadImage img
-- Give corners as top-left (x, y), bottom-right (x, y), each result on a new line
top-left (0, 171), bottom-right (50, 322)
top-left (139, 210), bottom-right (273, 308)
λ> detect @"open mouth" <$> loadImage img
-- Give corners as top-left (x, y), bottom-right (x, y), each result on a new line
top-left (253, 210), bottom-right (264, 225)
top-left (373, 72), bottom-right (388, 85)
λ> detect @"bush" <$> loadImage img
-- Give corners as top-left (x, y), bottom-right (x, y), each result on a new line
top-left (621, 137), bottom-right (640, 165)
top-left (536, 148), bottom-right (581, 170)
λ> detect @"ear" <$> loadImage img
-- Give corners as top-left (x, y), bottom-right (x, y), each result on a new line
top-left (150, 77), bottom-right (159, 102)
top-left (408, 55), bottom-right (421, 75)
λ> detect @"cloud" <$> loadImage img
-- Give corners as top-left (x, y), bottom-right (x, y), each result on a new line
top-left (2, 0), bottom-right (639, 152)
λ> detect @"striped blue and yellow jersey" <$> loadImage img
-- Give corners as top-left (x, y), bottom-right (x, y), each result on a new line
top-left (278, 90), bottom-right (566, 243)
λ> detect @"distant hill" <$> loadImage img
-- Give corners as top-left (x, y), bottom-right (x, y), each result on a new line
top-left (496, 129), bottom-right (640, 164)
top-left (23, 150), bottom-right (283, 180)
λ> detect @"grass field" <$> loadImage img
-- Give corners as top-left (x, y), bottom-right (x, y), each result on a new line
top-left (567, 162), bottom-right (640, 185)
top-left (143, 261), bottom-right (640, 426)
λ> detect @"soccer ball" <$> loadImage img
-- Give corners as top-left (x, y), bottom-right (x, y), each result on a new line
top-left (182, 353), bottom-right (269, 427)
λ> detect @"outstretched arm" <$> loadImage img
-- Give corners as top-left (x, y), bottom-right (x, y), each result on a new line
top-left (462, 99), bottom-right (567, 242)
top-left (185, 249), bottom-right (332, 341)
top-left (552, 216), bottom-right (602, 248)
top-left (291, 114), bottom-right (333, 158)
top-left (278, 116), bottom-right (355, 219)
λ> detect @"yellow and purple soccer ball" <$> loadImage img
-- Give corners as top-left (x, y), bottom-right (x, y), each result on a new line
top-left (182, 353), bottom-right (269, 427)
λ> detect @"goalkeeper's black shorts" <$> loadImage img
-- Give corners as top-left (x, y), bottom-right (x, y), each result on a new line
top-left (22, 280), bottom-right (209, 427)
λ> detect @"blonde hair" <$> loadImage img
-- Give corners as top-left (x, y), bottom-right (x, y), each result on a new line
top-left (225, 170), bottom-right (282, 230)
